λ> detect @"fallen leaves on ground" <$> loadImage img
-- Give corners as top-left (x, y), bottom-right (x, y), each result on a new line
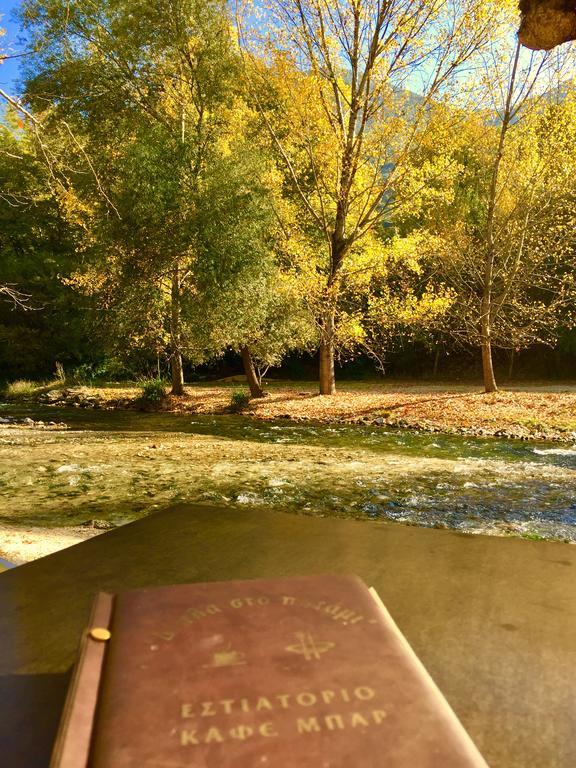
top-left (86, 381), bottom-right (576, 440)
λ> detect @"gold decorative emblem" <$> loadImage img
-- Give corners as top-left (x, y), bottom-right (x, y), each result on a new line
top-left (285, 632), bottom-right (335, 661)
top-left (89, 627), bottom-right (111, 642)
top-left (202, 644), bottom-right (247, 668)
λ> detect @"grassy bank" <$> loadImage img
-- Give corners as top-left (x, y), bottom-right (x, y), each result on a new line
top-left (5, 379), bottom-right (576, 441)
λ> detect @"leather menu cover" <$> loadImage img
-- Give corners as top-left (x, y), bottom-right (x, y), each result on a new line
top-left (53, 574), bottom-right (489, 766)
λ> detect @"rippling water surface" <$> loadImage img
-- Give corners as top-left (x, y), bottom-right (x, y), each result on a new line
top-left (1, 405), bottom-right (575, 541)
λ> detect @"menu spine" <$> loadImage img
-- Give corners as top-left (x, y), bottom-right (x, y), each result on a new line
top-left (49, 592), bottom-right (115, 768)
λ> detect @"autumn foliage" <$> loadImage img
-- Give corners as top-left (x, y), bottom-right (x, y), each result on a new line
top-left (1, 1), bottom-right (576, 393)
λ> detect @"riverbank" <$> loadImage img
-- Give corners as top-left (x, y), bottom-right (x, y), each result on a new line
top-left (2, 401), bottom-right (576, 564)
top-left (8, 379), bottom-right (576, 442)
top-left (0, 523), bottom-right (102, 566)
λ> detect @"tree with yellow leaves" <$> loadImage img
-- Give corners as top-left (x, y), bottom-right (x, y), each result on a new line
top-left (394, 38), bottom-right (576, 389)
top-left (238, 0), bottom-right (515, 393)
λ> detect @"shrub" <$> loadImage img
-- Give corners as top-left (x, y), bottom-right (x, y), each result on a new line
top-left (4, 379), bottom-right (38, 399)
top-left (140, 378), bottom-right (167, 404)
top-left (72, 358), bottom-right (145, 384)
top-left (230, 389), bottom-right (250, 412)
top-left (70, 363), bottom-right (97, 384)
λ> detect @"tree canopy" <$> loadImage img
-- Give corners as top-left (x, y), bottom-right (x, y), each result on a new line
top-left (1, 1), bottom-right (576, 391)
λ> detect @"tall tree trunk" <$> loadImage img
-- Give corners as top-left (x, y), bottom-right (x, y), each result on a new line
top-left (480, 42), bottom-right (521, 395)
top-left (171, 353), bottom-right (184, 396)
top-left (481, 319), bottom-right (497, 393)
top-left (241, 346), bottom-right (264, 398)
top-left (170, 265), bottom-right (184, 396)
top-left (319, 309), bottom-right (336, 395)
top-left (318, 234), bottom-right (345, 395)
top-left (432, 346), bottom-right (440, 379)
top-left (507, 349), bottom-right (515, 381)
top-left (480, 266), bottom-right (498, 393)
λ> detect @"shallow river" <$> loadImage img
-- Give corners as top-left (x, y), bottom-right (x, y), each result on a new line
top-left (1, 406), bottom-right (576, 541)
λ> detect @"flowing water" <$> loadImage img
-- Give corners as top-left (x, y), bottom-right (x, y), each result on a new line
top-left (1, 405), bottom-right (576, 541)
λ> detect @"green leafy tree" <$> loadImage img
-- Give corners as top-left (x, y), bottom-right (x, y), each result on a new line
top-left (0, 115), bottom-right (96, 379)
top-left (22, 0), bottom-right (314, 393)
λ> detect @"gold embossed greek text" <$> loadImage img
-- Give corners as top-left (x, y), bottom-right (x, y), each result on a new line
top-left (322, 604), bottom-right (363, 624)
top-left (181, 704), bottom-right (195, 718)
top-left (180, 730), bottom-right (199, 745)
top-left (276, 693), bottom-right (291, 708)
top-left (372, 710), bottom-right (387, 724)
top-left (333, 609), bottom-right (357, 622)
top-left (205, 727), bottom-right (224, 743)
top-left (200, 702), bottom-right (216, 717)
top-left (219, 699), bottom-right (235, 714)
top-left (278, 596), bottom-right (364, 624)
top-left (296, 692), bottom-right (317, 707)
top-left (183, 605), bottom-right (221, 623)
top-left (259, 722), bottom-right (278, 737)
top-left (230, 596), bottom-right (270, 608)
top-left (240, 698), bottom-right (251, 713)
top-left (355, 686), bottom-right (375, 701)
top-left (256, 697), bottom-right (273, 711)
top-left (321, 690), bottom-right (336, 704)
top-left (350, 712), bottom-right (370, 727)
top-left (184, 609), bottom-right (205, 622)
top-left (325, 714), bottom-right (345, 730)
top-left (229, 725), bottom-right (253, 741)
top-left (297, 717), bottom-right (321, 734)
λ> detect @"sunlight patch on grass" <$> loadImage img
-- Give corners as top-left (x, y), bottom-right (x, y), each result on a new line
top-left (5, 380), bottom-right (40, 399)
top-left (4, 378), bottom-right (65, 400)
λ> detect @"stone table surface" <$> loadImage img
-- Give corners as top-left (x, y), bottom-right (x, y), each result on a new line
top-left (0, 503), bottom-right (574, 767)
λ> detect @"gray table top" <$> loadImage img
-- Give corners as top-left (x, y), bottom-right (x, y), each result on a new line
top-left (1, 504), bottom-right (574, 767)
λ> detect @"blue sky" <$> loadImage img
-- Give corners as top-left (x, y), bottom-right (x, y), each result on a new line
top-left (1, 0), bottom-right (25, 95)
